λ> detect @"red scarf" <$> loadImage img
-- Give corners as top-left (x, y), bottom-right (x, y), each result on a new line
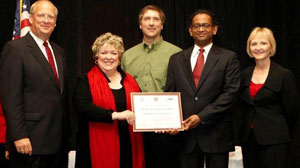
top-left (0, 102), bottom-right (6, 143)
top-left (87, 66), bottom-right (144, 168)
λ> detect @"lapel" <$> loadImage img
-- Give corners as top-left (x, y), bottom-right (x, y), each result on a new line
top-left (50, 41), bottom-right (64, 92)
top-left (26, 33), bottom-right (62, 92)
top-left (253, 61), bottom-right (282, 102)
top-left (240, 61), bottom-right (282, 103)
top-left (196, 45), bottom-right (219, 90)
top-left (181, 47), bottom-right (197, 91)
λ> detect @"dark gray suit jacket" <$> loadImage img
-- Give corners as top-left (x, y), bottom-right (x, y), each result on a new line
top-left (165, 45), bottom-right (240, 153)
top-left (0, 33), bottom-right (67, 155)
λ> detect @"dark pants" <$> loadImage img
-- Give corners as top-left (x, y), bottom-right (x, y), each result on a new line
top-left (143, 133), bottom-right (179, 168)
top-left (178, 144), bottom-right (229, 168)
top-left (9, 148), bottom-right (68, 168)
top-left (242, 130), bottom-right (288, 168)
top-left (0, 143), bottom-right (9, 168)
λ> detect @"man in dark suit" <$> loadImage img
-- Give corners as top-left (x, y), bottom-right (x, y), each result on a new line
top-left (0, 0), bottom-right (68, 167)
top-left (165, 10), bottom-right (240, 168)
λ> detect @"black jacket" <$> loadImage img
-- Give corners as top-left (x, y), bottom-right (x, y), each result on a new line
top-left (165, 45), bottom-right (240, 153)
top-left (238, 61), bottom-right (300, 145)
top-left (0, 33), bottom-right (68, 154)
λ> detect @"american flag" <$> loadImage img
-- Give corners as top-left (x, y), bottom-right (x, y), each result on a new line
top-left (12, 0), bottom-right (31, 40)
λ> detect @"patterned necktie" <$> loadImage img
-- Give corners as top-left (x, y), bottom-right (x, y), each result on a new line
top-left (193, 48), bottom-right (205, 87)
top-left (43, 41), bottom-right (60, 86)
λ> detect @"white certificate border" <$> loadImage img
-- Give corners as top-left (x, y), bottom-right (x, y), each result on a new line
top-left (131, 92), bottom-right (183, 132)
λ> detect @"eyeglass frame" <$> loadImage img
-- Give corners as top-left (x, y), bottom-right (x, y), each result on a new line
top-left (191, 23), bottom-right (213, 29)
top-left (31, 13), bottom-right (57, 21)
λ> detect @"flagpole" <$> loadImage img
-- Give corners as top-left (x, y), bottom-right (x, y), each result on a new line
top-left (20, 0), bottom-right (23, 24)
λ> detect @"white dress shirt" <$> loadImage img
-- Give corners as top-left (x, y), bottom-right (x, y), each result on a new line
top-left (190, 43), bottom-right (213, 71)
top-left (29, 31), bottom-right (59, 75)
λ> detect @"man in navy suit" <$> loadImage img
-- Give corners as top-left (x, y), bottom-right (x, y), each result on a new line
top-left (0, 0), bottom-right (68, 167)
top-left (165, 9), bottom-right (240, 168)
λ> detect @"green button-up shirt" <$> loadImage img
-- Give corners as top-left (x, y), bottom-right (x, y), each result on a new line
top-left (121, 37), bottom-right (182, 92)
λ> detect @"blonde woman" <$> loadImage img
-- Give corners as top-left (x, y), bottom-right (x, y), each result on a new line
top-left (238, 27), bottom-right (300, 168)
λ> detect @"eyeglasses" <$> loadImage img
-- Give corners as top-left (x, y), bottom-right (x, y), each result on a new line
top-left (191, 23), bottom-right (212, 29)
top-left (33, 14), bottom-right (56, 21)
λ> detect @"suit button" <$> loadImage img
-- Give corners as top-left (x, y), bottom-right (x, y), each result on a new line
top-left (195, 97), bottom-right (198, 101)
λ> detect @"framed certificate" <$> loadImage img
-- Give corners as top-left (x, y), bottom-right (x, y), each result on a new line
top-left (131, 92), bottom-right (183, 132)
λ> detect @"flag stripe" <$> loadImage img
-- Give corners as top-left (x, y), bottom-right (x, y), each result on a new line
top-left (21, 18), bottom-right (30, 28)
top-left (13, 0), bottom-right (30, 40)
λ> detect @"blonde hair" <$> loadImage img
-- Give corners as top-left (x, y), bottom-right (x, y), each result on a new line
top-left (247, 27), bottom-right (276, 58)
top-left (91, 32), bottom-right (125, 60)
top-left (30, 0), bottom-right (58, 17)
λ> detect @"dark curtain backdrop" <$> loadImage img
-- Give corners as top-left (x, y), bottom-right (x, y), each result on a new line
top-left (1, 0), bottom-right (300, 166)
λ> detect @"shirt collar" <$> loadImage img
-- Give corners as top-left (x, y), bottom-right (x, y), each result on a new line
top-left (29, 31), bottom-right (49, 46)
top-left (142, 36), bottom-right (163, 52)
top-left (193, 43), bottom-right (213, 54)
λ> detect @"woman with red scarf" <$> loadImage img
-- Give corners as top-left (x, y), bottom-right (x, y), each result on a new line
top-left (74, 32), bottom-right (144, 168)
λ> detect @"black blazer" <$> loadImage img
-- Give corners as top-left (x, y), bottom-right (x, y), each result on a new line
top-left (238, 61), bottom-right (300, 145)
top-left (0, 33), bottom-right (67, 154)
top-left (165, 45), bottom-right (240, 153)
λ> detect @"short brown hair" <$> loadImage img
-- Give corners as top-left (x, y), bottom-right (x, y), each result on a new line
top-left (247, 27), bottom-right (276, 58)
top-left (138, 5), bottom-right (166, 24)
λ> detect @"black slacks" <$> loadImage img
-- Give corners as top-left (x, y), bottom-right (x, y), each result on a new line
top-left (242, 130), bottom-right (288, 168)
top-left (9, 148), bottom-right (68, 168)
top-left (0, 143), bottom-right (9, 168)
top-left (178, 144), bottom-right (229, 168)
top-left (143, 133), bottom-right (179, 168)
